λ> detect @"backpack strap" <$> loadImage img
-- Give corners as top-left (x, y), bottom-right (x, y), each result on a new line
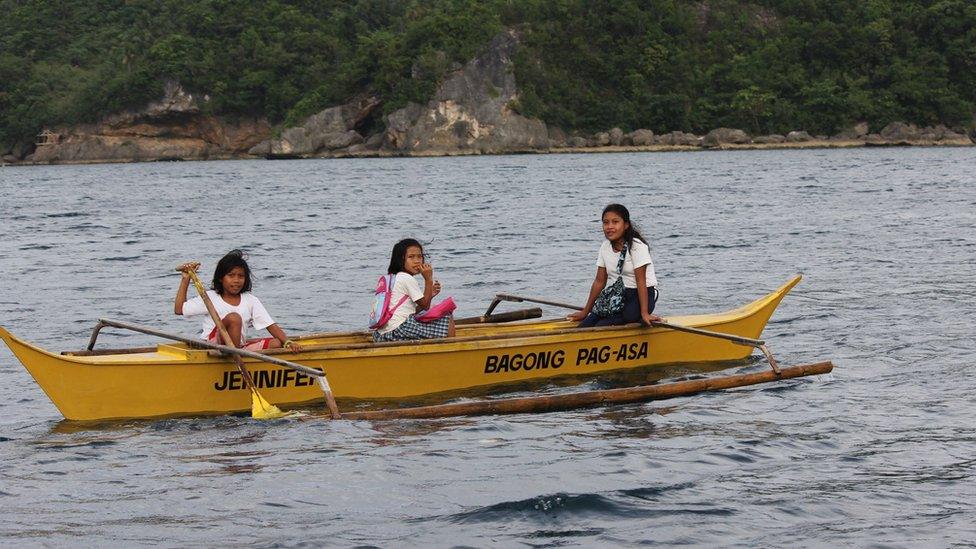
top-left (615, 242), bottom-right (628, 275)
top-left (387, 273), bottom-right (411, 315)
top-left (390, 294), bottom-right (410, 314)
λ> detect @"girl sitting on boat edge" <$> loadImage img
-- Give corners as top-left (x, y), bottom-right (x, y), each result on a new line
top-left (372, 238), bottom-right (456, 342)
top-left (568, 204), bottom-right (662, 327)
top-left (174, 249), bottom-right (301, 351)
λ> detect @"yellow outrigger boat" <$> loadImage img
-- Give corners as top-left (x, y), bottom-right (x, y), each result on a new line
top-left (1, 276), bottom-right (802, 421)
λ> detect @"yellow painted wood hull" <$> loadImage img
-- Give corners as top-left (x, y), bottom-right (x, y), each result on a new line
top-left (1, 276), bottom-right (801, 421)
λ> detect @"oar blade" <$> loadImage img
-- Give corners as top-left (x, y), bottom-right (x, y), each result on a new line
top-left (250, 391), bottom-right (290, 420)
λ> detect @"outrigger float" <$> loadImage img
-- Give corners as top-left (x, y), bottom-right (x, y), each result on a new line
top-left (0, 275), bottom-right (832, 421)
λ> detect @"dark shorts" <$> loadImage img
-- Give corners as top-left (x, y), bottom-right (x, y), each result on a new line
top-left (578, 286), bottom-right (658, 328)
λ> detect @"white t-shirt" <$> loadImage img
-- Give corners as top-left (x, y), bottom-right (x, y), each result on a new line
top-left (377, 272), bottom-right (425, 334)
top-left (597, 238), bottom-right (658, 288)
top-left (182, 291), bottom-right (275, 341)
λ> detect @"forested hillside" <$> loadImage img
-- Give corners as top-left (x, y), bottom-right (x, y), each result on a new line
top-left (2, 0), bottom-right (974, 149)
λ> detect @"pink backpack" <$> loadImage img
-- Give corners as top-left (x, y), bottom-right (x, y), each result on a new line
top-left (414, 297), bottom-right (456, 323)
top-left (368, 274), bottom-right (410, 329)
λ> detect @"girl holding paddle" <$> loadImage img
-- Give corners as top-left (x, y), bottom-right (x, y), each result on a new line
top-left (175, 250), bottom-right (301, 351)
top-left (568, 204), bottom-right (662, 328)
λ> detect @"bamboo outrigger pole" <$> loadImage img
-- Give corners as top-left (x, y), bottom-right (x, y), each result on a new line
top-left (341, 361), bottom-right (833, 420)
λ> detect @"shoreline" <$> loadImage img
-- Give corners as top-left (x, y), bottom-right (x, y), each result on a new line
top-left (4, 138), bottom-right (972, 167)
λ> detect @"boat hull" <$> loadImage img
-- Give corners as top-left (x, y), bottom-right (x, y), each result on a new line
top-left (1, 276), bottom-right (800, 421)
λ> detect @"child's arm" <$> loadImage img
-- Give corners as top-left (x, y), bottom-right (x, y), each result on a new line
top-left (174, 262), bottom-right (201, 315)
top-left (567, 267), bottom-right (608, 321)
top-left (417, 263), bottom-right (436, 310)
top-left (265, 323), bottom-right (302, 351)
top-left (634, 265), bottom-right (661, 325)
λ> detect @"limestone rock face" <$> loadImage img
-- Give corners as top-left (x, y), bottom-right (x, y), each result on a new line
top-left (880, 122), bottom-right (921, 142)
top-left (702, 128), bottom-right (750, 147)
top-left (5, 141), bottom-right (34, 161)
top-left (754, 134), bottom-right (785, 144)
top-left (104, 80), bottom-right (201, 128)
top-left (608, 127), bottom-right (624, 146)
top-left (382, 30), bottom-right (548, 154)
top-left (31, 135), bottom-right (218, 163)
top-left (656, 131), bottom-right (700, 146)
top-left (548, 126), bottom-right (568, 147)
top-left (627, 129), bottom-right (655, 146)
top-left (833, 121), bottom-right (871, 140)
top-left (786, 130), bottom-right (812, 142)
top-left (29, 81), bottom-right (270, 164)
top-left (264, 96), bottom-right (379, 157)
top-left (592, 132), bottom-right (610, 147)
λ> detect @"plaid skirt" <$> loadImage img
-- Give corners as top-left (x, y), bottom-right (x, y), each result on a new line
top-left (374, 315), bottom-right (452, 342)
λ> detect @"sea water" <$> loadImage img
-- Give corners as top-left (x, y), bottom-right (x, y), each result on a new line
top-left (0, 148), bottom-right (974, 545)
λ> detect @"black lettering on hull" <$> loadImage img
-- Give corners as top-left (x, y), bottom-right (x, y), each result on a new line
top-left (484, 350), bottom-right (565, 374)
top-left (214, 367), bottom-right (323, 391)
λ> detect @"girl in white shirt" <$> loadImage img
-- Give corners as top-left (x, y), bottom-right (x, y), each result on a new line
top-left (568, 204), bottom-right (663, 328)
top-left (373, 238), bottom-right (456, 341)
top-left (175, 250), bottom-right (300, 351)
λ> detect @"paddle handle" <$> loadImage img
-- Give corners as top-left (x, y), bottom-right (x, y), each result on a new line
top-left (183, 268), bottom-right (259, 393)
top-left (178, 265), bottom-right (341, 419)
top-left (492, 293), bottom-right (766, 347)
top-left (184, 269), bottom-right (243, 349)
top-left (486, 294), bottom-right (581, 317)
top-left (649, 320), bottom-right (764, 347)
top-left (97, 318), bottom-right (324, 377)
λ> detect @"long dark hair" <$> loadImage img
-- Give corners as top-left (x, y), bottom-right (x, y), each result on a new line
top-left (602, 203), bottom-right (645, 248)
top-left (387, 238), bottom-right (423, 274)
top-left (211, 249), bottom-right (253, 295)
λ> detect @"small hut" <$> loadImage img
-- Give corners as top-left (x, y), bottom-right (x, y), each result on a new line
top-left (35, 129), bottom-right (62, 146)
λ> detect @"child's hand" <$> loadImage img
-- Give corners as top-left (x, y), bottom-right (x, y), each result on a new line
top-left (420, 262), bottom-right (434, 281)
top-left (177, 262), bottom-right (201, 277)
top-left (641, 313), bottom-right (662, 326)
top-left (432, 280), bottom-right (442, 296)
top-left (283, 340), bottom-right (303, 352)
top-left (567, 311), bottom-right (587, 322)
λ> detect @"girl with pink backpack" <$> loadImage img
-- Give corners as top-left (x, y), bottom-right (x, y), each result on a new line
top-left (370, 238), bottom-right (456, 342)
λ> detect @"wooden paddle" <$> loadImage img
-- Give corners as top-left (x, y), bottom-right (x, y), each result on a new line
top-left (487, 293), bottom-right (781, 373)
top-left (180, 267), bottom-right (341, 419)
top-left (178, 267), bottom-right (342, 419)
top-left (179, 267), bottom-right (289, 419)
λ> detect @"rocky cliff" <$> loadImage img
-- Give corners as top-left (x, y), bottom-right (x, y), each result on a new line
top-left (26, 81), bottom-right (270, 164)
top-left (250, 96), bottom-right (381, 158)
top-left (8, 32), bottom-right (972, 166)
top-left (253, 30), bottom-right (549, 158)
top-left (380, 30), bottom-right (549, 154)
